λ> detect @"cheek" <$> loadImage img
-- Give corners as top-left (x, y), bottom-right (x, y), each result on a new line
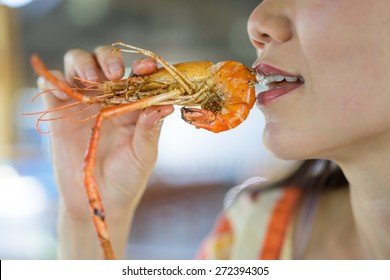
top-left (261, 1), bottom-right (390, 160)
top-left (262, 81), bottom-right (390, 161)
top-left (261, 109), bottom-right (345, 161)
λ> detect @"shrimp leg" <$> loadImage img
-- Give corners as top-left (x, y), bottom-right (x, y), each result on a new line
top-left (111, 42), bottom-right (197, 95)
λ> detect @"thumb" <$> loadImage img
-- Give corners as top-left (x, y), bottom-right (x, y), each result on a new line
top-left (133, 105), bottom-right (174, 164)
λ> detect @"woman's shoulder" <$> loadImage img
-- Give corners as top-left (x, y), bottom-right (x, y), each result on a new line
top-left (223, 176), bottom-right (278, 209)
top-left (196, 177), bottom-right (302, 260)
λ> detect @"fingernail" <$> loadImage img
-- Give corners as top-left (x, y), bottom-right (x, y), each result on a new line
top-left (85, 66), bottom-right (98, 81)
top-left (107, 59), bottom-right (123, 77)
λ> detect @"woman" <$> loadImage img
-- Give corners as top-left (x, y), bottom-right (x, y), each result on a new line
top-left (38, 0), bottom-right (390, 259)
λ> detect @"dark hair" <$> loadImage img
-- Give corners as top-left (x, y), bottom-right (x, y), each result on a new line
top-left (274, 159), bottom-right (348, 191)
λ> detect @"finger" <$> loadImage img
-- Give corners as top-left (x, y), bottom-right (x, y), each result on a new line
top-left (133, 105), bottom-right (174, 163)
top-left (110, 108), bottom-right (142, 127)
top-left (37, 70), bottom-right (71, 106)
top-left (131, 58), bottom-right (158, 76)
top-left (64, 48), bottom-right (100, 84)
top-left (93, 45), bottom-right (125, 80)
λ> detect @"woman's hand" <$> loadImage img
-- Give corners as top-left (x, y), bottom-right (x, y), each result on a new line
top-left (38, 45), bottom-right (174, 259)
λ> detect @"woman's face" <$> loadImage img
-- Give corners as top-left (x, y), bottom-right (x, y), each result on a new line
top-left (248, 0), bottom-right (390, 162)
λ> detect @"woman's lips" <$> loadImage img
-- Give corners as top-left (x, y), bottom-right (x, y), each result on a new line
top-left (257, 82), bottom-right (302, 106)
top-left (253, 62), bottom-right (299, 77)
top-left (253, 62), bottom-right (304, 107)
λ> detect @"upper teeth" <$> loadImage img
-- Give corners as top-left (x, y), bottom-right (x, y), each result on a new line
top-left (259, 75), bottom-right (299, 85)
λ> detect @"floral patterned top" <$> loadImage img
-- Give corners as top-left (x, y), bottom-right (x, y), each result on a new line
top-left (196, 177), bottom-right (304, 260)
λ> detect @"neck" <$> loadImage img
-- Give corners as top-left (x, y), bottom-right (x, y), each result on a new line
top-left (335, 134), bottom-right (390, 259)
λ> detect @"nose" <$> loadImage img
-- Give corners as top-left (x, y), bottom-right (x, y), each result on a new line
top-left (247, 1), bottom-right (292, 49)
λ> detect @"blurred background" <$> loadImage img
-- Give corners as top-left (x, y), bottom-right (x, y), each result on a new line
top-left (0, 0), bottom-right (290, 259)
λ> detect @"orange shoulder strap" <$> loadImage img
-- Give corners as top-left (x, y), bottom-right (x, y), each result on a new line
top-left (259, 187), bottom-right (302, 260)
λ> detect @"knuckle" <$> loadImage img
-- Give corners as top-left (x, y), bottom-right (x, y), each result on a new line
top-left (64, 48), bottom-right (89, 62)
top-left (93, 45), bottom-right (109, 52)
top-left (64, 49), bottom-right (95, 78)
top-left (93, 45), bottom-right (114, 56)
top-left (94, 45), bottom-right (123, 65)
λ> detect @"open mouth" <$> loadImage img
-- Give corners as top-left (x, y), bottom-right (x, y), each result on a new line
top-left (253, 62), bottom-right (304, 87)
top-left (259, 74), bottom-right (305, 89)
top-left (253, 63), bottom-right (304, 106)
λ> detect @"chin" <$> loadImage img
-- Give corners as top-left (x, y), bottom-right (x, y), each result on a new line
top-left (262, 128), bottom-right (315, 161)
top-left (263, 141), bottom-right (302, 161)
